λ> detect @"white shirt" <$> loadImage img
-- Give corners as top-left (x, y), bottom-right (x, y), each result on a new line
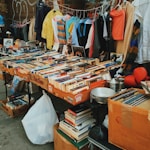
top-left (133, 0), bottom-right (150, 63)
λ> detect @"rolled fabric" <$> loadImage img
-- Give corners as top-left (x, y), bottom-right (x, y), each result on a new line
top-left (124, 74), bottom-right (137, 87)
top-left (133, 67), bottom-right (148, 84)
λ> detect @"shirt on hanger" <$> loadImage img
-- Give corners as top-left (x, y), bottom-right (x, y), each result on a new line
top-left (66, 16), bottom-right (78, 41)
top-left (110, 8), bottom-right (126, 40)
top-left (57, 19), bottom-right (67, 45)
top-left (35, 1), bottom-right (51, 42)
top-left (42, 9), bottom-right (62, 49)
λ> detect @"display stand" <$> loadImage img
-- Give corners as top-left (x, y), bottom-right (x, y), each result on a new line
top-left (0, 63), bottom-right (34, 117)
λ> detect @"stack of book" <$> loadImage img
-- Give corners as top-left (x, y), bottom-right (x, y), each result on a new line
top-left (58, 103), bottom-right (96, 143)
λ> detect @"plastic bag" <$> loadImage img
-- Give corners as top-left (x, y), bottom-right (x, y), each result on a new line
top-left (22, 91), bottom-right (59, 144)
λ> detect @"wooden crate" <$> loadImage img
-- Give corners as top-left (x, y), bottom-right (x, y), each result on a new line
top-left (15, 68), bottom-right (30, 81)
top-left (52, 80), bottom-right (106, 106)
top-left (108, 88), bottom-right (150, 150)
top-left (29, 73), bottom-right (48, 90)
top-left (54, 124), bottom-right (90, 150)
top-left (0, 99), bottom-right (29, 118)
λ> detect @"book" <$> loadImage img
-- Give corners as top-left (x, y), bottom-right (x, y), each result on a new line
top-left (65, 110), bottom-right (92, 120)
top-left (59, 120), bottom-right (90, 141)
top-left (65, 117), bottom-right (96, 131)
top-left (68, 103), bottom-right (91, 117)
top-left (65, 111), bottom-right (92, 125)
top-left (70, 85), bottom-right (89, 94)
top-left (6, 99), bottom-right (28, 109)
top-left (67, 69), bottom-right (83, 77)
top-left (57, 128), bottom-right (89, 149)
top-left (66, 80), bottom-right (87, 92)
top-left (72, 45), bottom-right (86, 57)
top-left (65, 115), bottom-right (92, 127)
top-left (75, 72), bottom-right (91, 79)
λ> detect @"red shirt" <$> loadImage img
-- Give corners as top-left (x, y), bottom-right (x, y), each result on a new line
top-left (110, 9), bottom-right (126, 40)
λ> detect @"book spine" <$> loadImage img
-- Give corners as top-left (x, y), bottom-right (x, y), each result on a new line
top-left (75, 72), bottom-right (91, 79)
top-left (65, 110), bottom-right (92, 120)
top-left (66, 80), bottom-right (87, 92)
top-left (65, 115), bottom-right (92, 126)
top-left (59, 120), bottom-right (90, 139)
top-left (70, 85), bottom-right (89, 95)
top-left (59, 124), bottom-right (89, 141)
top-left (65, 118), bottom-right (96, 131)
top-left (57, 129), bottom-right (89, 147)
top-left (57, 128), bottom-right (79, 143)
top-left (68, 108), bottom-right (91, 117)
top-left (67, 109), bottom-right (77, 116)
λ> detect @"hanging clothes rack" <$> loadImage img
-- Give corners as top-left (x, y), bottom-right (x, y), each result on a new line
top-left (47, 0), bottom-right (112, 19)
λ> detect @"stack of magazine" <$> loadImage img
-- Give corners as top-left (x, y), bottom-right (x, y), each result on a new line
top-left (58, 103), bottom-right (96, 148)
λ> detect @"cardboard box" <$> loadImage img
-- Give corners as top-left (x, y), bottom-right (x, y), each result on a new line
top-left (54, 124), bottom-right (89, 150)
top-left (108, 88), bottom-right (150, 150)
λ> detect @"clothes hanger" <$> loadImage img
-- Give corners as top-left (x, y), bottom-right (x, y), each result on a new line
top-left (93, 8), bottom-right (98, 21)
top-left (114, 0), bottom-right (122, 10)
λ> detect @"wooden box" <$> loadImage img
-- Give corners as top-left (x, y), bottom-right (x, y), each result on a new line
top-left (0, 99), bottom-right (29, 118)
top-left (29, 73), bottom-right (48, 90)
top-left (15, 68), bottom-right (30, 81)
top-left (108, 88), bottom-right (150, 150)
top-left (52, 80), bottom-right (106, 106)
top-left (54, 124), bottom-right (89, 150)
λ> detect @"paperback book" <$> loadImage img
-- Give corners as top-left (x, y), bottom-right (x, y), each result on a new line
top-left (65, 111), bottom-right (93, 126)
top-left (65, 117), bottom-right (96, 131)
top-left (59, 120), bottom-right (93, 141)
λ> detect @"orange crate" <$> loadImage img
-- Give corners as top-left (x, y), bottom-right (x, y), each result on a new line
top-left (52, 80), bottom-right (106, 106)
top-left (108, 88), bottom-right (150, 150)
top-left (5, 67), bottom-right (14, 75)
top-left (15, 68), bottom-right (30, 81)
top-left (0, 64), bottom-right (7, 72)
top-left (47, 83), bottom-right (55, 94)
top-left (0, 64), bottom-right (14, 76)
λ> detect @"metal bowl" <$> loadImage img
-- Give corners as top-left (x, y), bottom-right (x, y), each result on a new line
top-left (90, 87), bottom-right (116, 104)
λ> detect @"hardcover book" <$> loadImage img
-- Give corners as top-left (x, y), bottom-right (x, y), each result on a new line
top-left (67, 103), bottom-right (91, 117)
top-left (65, 110), bottom-right (92, 120)
top-left (59, 120), bottom-right (90, 141)
top-left (65, 115), bottom-right (92, 127)
top-left (65, 116), bottom-right (96, 130)
top-left (57, 128), bottom-right (89, 149)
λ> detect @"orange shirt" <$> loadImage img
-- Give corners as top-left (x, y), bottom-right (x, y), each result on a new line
top-left (110, 9), bottom-right (126, 40)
